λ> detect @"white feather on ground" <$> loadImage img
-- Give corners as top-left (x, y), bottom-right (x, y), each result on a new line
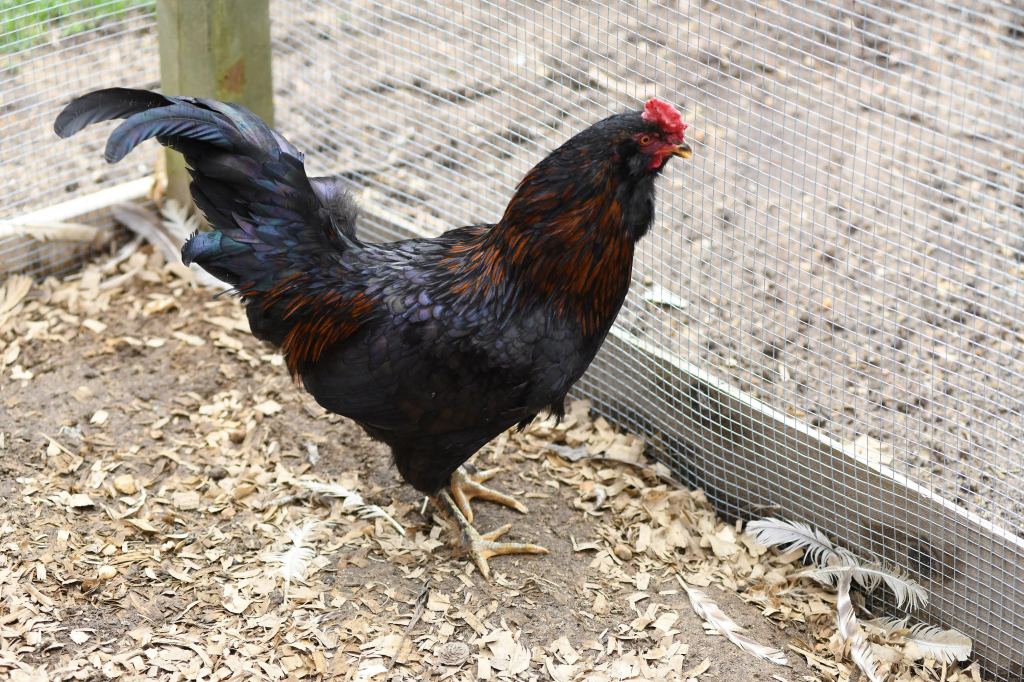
top-left (866, 617), bottom-right (972, 664)
top-left (157, 199), bottom-right (201, 243)
top-left (746, 517), bottom-right (856, 567)
top-left (111, 203), bottom-right (179, 265)
top-left (297, 479), bottom-right (406, 535)
top-left (263, 520), bottom-right (319, 601)
top-left (748, 518), bottom-right (926, 611)
top-left (680, 580), bottom-right (789, 666)
top-left (800, 563), bottom-right (928, 611)
top-left (749, 516), bottom-right (975, 675)
top-left (837, 570), bottom-right (888, 682)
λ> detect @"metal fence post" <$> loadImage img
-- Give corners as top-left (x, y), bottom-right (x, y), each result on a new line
top-left (155, 0), bottom-right (273, 207)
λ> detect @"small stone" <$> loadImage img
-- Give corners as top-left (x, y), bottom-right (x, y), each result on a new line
top-left (71, 386), bottom-right (94, 402)
top-left (97, 565), bottom-right (117, 580)
top-left (436, 641), bottom-right (470, 667)
top-left (208, 466), bottom-right (228, 480)
top-left (113, 474), bottom-right (138, 495)
top-left (614, 544), bottom-right (633, 561)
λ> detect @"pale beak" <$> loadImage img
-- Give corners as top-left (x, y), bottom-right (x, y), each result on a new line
top-left (672, 141), bottom-right (693, 159)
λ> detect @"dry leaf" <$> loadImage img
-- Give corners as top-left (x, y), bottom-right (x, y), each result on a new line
top-left (172, 331), bottom-right (205, 347)
top-left (172, 491), bottom-right (200, 511)
top-left (683, 657), bottom-right (711, 678)
top-left (222, 584), bottom-right (252, 615)
top-left (113, 474), bottom-right (138, 495)
top-left (482, 630), bottom-right (531, 675)
top-left (254, 400), bottom-right (283, 415)
top-left (82, 319), bottom-right (108, 334)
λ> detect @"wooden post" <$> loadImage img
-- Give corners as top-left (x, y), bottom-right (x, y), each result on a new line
top-left (156, 0), bottom-right (273, 207)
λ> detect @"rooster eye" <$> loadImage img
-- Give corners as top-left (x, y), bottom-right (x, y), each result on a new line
top-left (638, 135), bottom-right (652, 146)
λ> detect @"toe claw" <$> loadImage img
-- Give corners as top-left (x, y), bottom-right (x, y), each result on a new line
top-left (470, 538), bottom-right (549, 578)
top-left (433, 492), bottom-right (548, 580)
top-left (448, 466), bottom-right (529, 521)
top-left (468, 467), bottom-right (500, 484)
top-left (481, 523), bottom-right (513, 543)
top-left (450, 483), bottom-right (476, 522)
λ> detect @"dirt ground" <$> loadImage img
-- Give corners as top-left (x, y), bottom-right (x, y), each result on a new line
top-left (0, 241), bottom-right (986, 680)
top-left (0, 249), bottom-right (808, 680)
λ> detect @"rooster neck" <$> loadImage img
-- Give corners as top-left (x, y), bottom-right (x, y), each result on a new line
top-left (498, 148), bottom-right (658, 243)
top-left (463, 162), bottom-right (654, 336)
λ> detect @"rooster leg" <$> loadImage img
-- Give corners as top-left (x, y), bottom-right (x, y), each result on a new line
top-left (449, 465), bottom-right (528, 523)
top-left (431, 490), bottom-right (547, 579)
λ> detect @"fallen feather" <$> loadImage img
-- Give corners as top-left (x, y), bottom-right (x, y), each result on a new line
top-left (681, 579), bottom-right (789, 666)
top-left (263, 520), bottom-right (319, 601)
top-left (296, 479), bottom-right (405, 535)
top-left (837, 570), bottom-right (887, 682)
top-left (868, 617), bottom-right (973, 664)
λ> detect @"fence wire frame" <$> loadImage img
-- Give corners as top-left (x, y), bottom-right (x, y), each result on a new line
top-left (269, 1), bottom-right (1024, 677)
top-left (1, 1), bottom-right (158, 277)
top-left (4, 0), bottom-right (1024, 678)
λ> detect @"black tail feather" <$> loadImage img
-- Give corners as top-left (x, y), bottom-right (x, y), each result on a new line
top-left (56, 87), bottom-right (361, 345)
top-left (53, 88), bottom-right (170, 138)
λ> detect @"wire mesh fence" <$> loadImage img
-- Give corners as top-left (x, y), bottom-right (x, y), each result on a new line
top-left (1, 0), bottom-right (158, 275)
top-left (270, 3), bottom-right (1024, 675)
top-left (4, 0), bottom-right (1024, 678)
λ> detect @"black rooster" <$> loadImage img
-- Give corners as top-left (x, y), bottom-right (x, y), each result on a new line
top-left (55, 90), bottom-right (691, 577)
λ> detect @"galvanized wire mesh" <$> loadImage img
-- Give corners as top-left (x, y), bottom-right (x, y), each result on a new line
top-left (0, 0), bottom-right (158, 276)
top-left (4, 0), bottom-right (1024, 677)
top-left (270, 2), bottom-right (1024, 677)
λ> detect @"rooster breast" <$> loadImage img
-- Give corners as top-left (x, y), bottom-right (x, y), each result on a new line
top-left (298, 231), bottom-right (598, 494)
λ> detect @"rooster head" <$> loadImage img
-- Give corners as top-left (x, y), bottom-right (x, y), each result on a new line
top-left (627, 97), bottom-right (692, 172)
top-left (563, 97), bottom-right (692, 177)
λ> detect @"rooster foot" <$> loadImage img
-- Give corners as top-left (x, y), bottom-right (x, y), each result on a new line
top-left (432, 490), bottom-right (547, 579)
top-left (449, 465), bottom-right (528, 523)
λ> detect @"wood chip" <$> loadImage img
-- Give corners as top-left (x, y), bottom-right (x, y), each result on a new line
top-left (67, 493), bottom-right (95, 509)
top-left (172, 491), bottom-right (200, 511)
top-left (68, 630), bottom-right (90, 645)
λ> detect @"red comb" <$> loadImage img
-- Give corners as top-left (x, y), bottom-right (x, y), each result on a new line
top-left (642, 98), bottom-right (687, 139)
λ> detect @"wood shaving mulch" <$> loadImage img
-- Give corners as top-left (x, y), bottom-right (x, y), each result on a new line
top-left (0, 245), bottom-right (989, 681)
